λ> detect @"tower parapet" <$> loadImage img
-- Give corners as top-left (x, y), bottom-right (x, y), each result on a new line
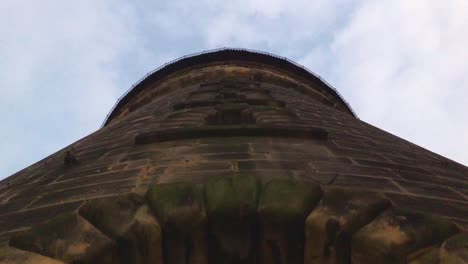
top-left (103, 48), bottom-right (356, 126)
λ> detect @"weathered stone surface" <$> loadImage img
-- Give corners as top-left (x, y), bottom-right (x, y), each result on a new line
top-left (1, 49), bottom-right (468, 263)
top-left (9, 213), bottom-right (118, 263)
top-left (120, 206), bottom-right (164, 264)
top-left (0, 246), bottom-right (64, 264)
top-left (204, 174), bottom-right (260, 264)
top-left (146, 182), bottom-right (208, 264)
top-left (407, 246), bottom-right (440, 264)
top-left (258, 178), bottom-right (322, 264)
top-left (352, 208), bottom-right (459, 264)
top-left (79, 194), bottom-right (163, 264)
top-left (30, 179), bottom-right (135, 207)
top-left (79, 193), bottom-right (143, 237)
top-left (304, 187), bottom-right (391, 264)
top-left (0, 202), bottom-right (83, 234)
top-left (439, 233), bottom-right (468, 264)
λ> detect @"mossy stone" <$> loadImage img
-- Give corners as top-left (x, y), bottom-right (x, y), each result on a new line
top-left (146, 182), bottom-right (206, 230)
top-left (146, 182), bottom-right (208, 264)
top-left (204, 174), bottom-right (260, 264)
top-left (258, 178), bottom-right (322, 264)
top-left (259, 179), bottom-right (322, 224)
top-left (205, 173), bottom-right (260, 215)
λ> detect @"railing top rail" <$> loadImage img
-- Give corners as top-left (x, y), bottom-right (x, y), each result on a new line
top-left (102, 47), bottom-right (356, 127)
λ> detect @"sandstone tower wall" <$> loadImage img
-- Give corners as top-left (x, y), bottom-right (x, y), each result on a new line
top-left (0, 49), bottom-right (466, 263)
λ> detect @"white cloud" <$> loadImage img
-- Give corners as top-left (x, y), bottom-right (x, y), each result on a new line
top-left (144, 0), bottom-right (356, 52)
top-left (0, 1), bottom-right (151, 177)
top-left (324, 0), bottom-right (468, 164)
top-left (1, 0), bottom-right (467, 178)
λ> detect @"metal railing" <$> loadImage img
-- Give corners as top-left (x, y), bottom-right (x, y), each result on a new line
top-left (102, 47), bottom-right (357, 127)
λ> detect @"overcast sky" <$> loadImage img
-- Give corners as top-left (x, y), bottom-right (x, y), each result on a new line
top-left (1, 0), bottom-right (467, 179)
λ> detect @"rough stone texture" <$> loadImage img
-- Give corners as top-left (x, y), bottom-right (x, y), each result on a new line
top-left (407, 246), bottom-right (440, 264)
top-left (146, 182), bottom-right (208, 264)
top-left (0, 246), bottom-right (64, 264)
top-left (204, 174), bottom-right (260, 264)
top-left (9, 213), bottom-right (118, 263)
top-left (440, 233), bottom-right (468, 263)
top-left (304, 188), bottom-right (391, 264)
top-left (0, 49), bottom-right (467, 263)
top-left (79, 194), bottom-right (163, 264)
top-left (352, 208), bottom-right (459, 264)
top-left (258, 179), bottom-right (322, 264)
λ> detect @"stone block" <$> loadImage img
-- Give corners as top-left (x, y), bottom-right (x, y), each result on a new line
top-left (120, 206), bottom-right (164, 264)
top-left (146, 182), bottom-right (208, 264)
top-left (135, 126), bottom-right (328, 145)
top-left (396, 180), bottom-right (465, 200)
top-left (258, 179), bottom-right (322, 264)
top-left (439, 233), bottom-right (468, 264)
top-left (352, 208), bottom-right (459, 264)
top-left (237, 160), bottom-right (305, 171)
top-left (304, 188), bottom-right (391, 264)
top-left (9, 213), bottom-right (118, 263)
top-left (331, 175), bottom-right (401, 192)
top-left (386, 193), bottom-right (468, 220)
top-left (0, 202), bottom-right (82, 233)
top-left (0, 246), bottom-right (64, 264)
top-left (204, 174), bottom-right (260, 263)
top-left (79, 193), bottom-right (163, 264)
top-left (79, 193), bottom-right (144, 237)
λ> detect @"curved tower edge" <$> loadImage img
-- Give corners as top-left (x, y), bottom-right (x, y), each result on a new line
top-left (102, 47), bottom-right (357, 127)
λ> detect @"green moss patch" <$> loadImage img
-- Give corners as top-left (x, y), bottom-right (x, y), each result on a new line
top-left (205, 173), bottom-right (260, 215)
top-left (145, 182), bottom-right (208, 263)
top-left (204, 174), bottom-right (260, 263)
top-left (257, 179), bottom-right (322, 264)
top-left (258, 179), bottom-right (322, 224)
top-left (146, 182), bottom-right (206, 230)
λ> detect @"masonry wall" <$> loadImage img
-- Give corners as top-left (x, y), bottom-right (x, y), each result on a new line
top-left (0, 57), bottom-right (466, 263)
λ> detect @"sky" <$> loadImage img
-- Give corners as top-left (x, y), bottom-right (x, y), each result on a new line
top-left (1, 0), bottom-right (467, 179)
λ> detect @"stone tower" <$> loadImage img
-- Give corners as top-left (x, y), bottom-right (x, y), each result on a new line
top-left (0, 49), bottom-right (466, 263)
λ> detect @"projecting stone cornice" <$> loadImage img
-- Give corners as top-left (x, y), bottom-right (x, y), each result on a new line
top-left (134, 126), bottom-right (329, 144)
